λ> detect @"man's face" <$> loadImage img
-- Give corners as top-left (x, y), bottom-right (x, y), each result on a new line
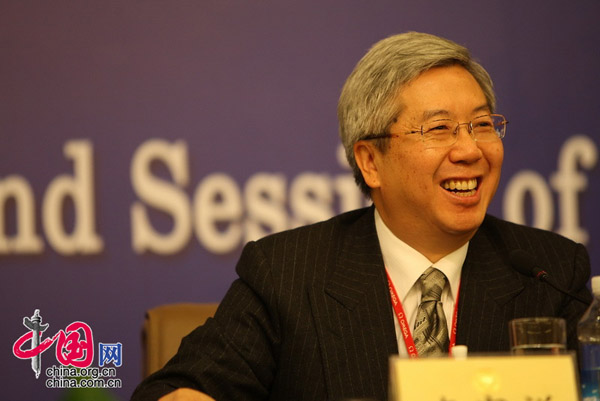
top-left (358, 65), bottom-right (504, 248)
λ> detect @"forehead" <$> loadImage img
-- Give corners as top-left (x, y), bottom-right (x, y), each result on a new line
top-left (395, 65), bottom-right (488, 120)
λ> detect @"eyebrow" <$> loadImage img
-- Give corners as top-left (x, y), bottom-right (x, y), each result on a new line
top-left (421, 104), bottom-right (491, 121)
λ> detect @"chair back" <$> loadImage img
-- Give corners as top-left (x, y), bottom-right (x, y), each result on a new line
top-left (143, 302), bottom-right (219, 377)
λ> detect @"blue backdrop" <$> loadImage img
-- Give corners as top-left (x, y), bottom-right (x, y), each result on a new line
top-left (2, 1), bottom-right (599, 400)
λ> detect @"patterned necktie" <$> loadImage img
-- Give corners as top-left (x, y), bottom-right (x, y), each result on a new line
top-left (413, 267), bottom-right (449, 356)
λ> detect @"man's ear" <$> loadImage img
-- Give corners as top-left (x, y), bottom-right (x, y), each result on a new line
top-left (353, 141), bottom-right (382, 189)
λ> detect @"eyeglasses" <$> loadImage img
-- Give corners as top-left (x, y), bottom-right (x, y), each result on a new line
top-left (362, 114), bottom-right (508, 149)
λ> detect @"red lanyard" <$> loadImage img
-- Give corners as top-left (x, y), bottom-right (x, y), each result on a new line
top-left (385, 269), bottom-right (459, 358)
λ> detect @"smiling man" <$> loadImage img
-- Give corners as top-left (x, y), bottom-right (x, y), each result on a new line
top-left (132, 32), bottom-right (591, 401)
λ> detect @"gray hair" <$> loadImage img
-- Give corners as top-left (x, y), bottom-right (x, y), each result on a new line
top-left (338, 32), bottom-right (496, 196)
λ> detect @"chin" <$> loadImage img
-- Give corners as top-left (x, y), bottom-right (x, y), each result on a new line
top-left (441, 211), bottom-right (486, 236)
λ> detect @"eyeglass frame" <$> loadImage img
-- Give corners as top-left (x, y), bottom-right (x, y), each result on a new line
top-left (360, 113), bottom-right (508, 147)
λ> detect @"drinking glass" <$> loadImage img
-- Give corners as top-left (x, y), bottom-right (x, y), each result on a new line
top-left (509, 317), bottom-right (567, 355)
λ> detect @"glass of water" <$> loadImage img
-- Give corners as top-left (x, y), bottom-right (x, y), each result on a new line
top-left (509, 317), bottom-right (567, 355)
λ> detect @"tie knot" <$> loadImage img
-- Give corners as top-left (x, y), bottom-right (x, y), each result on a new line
top-left (419, 267), bottom-right (446, 302)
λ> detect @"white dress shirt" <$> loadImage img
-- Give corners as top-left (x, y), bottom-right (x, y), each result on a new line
top-left (374, 209), bottom-right (468, 357)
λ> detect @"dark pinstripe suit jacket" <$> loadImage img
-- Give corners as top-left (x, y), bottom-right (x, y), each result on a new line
top-left (131, 207), bottom-right (591, 401)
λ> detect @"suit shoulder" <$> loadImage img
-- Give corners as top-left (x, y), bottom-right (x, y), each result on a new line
top-left (481, 214), bottom-right (582, 252)
top-left (253, 207), bottom-right (372, 246)
top-left (237, 207), bottom-right (373, 277)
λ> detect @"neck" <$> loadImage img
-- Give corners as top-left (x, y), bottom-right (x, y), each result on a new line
top-left (408, 235), bottom-right (471, 263)
top-left (374, 208), bottom-right (475, 263)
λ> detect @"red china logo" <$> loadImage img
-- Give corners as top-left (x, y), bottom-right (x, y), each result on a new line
top-left (12, 309), bottom-right (122, 389)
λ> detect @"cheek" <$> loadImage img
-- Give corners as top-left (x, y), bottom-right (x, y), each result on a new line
top-left (389, 149), bottom-right (420, 179)
top-left (491, 142), bottom-right (504, 166)
top-left (497, 145), bottom-right (505, 167)
top-left (394, 150), bottom-right (438, 193)
top-left (484, 144), bottom-right (504, 198)
top-left (482, 142), bottom-right (504, 174)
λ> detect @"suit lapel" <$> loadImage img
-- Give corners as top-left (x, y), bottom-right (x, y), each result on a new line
top-left (456, 216), bottom-right (525, 351)
top-left (308, 207), bottom-right (397, 400)
top-left (308, 211), bottom-right (528, 396)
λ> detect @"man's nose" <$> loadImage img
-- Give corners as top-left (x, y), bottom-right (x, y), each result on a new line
top-left (450, 123), bottom-right (482, 162)
top-left (453, 122), bottom-right (475, 140)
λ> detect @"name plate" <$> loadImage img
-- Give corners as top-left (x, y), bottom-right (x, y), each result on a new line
top-left (389, 353), bottom-right (579, 401)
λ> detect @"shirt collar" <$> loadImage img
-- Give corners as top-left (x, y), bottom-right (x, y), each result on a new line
top-left (374, 209), bottom-right (467, 301)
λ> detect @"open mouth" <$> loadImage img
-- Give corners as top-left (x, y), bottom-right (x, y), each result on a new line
top-left (442, 178), bottom-right (478, 197)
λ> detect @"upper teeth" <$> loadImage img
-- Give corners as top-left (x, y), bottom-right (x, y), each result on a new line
top-left (443, 178), bottom-right (477, 191)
